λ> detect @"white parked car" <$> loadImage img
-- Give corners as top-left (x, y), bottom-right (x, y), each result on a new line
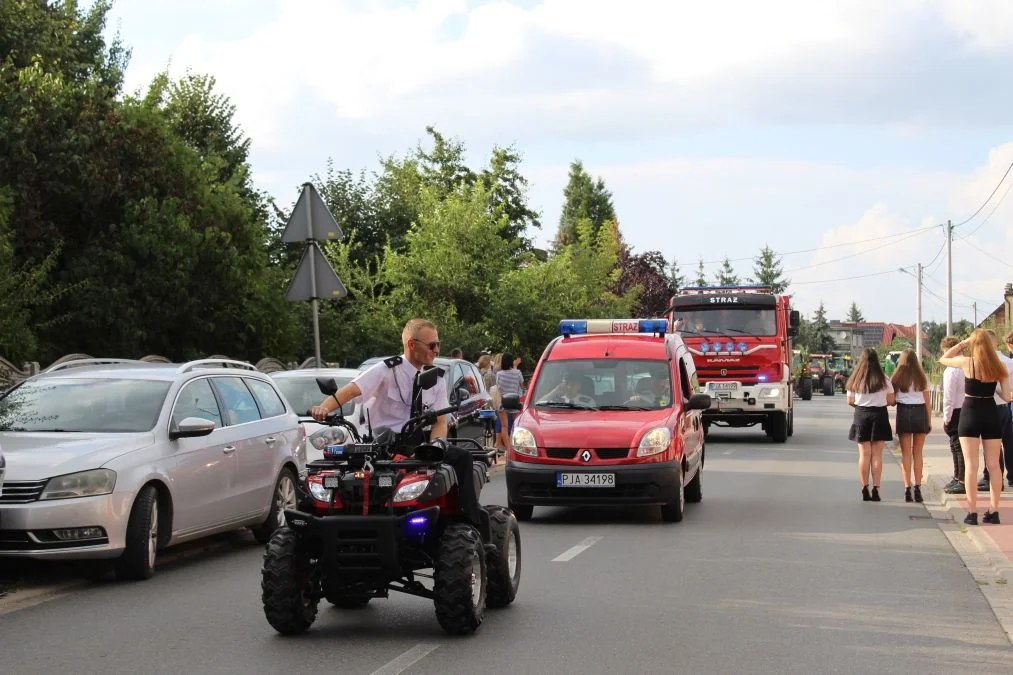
top-left (269, 367), bottom-right (366, 462)
top-left (0, 358), bottom-right (305, 580)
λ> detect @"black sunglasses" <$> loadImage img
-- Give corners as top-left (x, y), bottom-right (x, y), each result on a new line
top-left (412, 338), bottom-right (441, 351)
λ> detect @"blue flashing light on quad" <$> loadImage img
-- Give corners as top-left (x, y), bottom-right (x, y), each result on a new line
top-left (260, 366), bottom-right (523, 636)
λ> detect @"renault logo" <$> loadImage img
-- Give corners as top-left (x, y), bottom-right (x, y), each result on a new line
top-left (720, 368), bottom-right (727, 376)
top-left (581, 450), bottom-right (592, 462)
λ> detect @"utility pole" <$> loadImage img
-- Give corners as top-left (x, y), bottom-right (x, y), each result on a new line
top-left (915, 262), bottom-right (922, 360)
top-left (973, 301), bottom-right (977, 327)
top-left (946, 220), bottom-right (953, 336)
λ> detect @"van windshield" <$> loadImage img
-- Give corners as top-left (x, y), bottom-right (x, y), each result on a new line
top-left (532, 359), bottom-right (672, 410)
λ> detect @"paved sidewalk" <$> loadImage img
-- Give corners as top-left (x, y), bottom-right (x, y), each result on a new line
top-left (904, 414), bottom-right (1013, 643)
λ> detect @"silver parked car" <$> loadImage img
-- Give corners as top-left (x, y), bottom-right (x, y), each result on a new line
top-left (0, 358), bottom-right (305, 580)
top-left (269, 367), bottom-right (365, 461)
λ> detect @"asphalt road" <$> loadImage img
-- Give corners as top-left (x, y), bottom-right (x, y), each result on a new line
top-left (1, 398), bottom-right (1011, 674)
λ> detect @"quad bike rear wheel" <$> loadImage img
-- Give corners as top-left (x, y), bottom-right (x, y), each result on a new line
top-left (433, 523), bottom-right (487, 635)
top-left (484, 506), bottom-right (521, 608)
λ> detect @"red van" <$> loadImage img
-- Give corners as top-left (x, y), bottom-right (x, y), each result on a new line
top-left (504, 319), bottom-right (711, 523)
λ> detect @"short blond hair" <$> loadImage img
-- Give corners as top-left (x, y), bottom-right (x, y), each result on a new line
top-left (402, 319), bottom-right (437, 347)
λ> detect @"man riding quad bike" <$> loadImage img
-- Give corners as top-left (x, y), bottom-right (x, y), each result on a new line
top-left (260, 365), bottom-right (522, 636)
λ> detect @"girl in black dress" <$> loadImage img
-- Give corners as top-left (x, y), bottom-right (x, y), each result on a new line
top-left (939, 329), bottom-right (1012, 525)
top-left (846, 349), bottom-right (896, 502)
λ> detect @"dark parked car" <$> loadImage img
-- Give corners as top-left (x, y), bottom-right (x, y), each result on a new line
top-left (357, 356), bottom-right (493, 444)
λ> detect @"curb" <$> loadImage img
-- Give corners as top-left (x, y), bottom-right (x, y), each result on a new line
top-left (0, 580), bottom-right (93, 617)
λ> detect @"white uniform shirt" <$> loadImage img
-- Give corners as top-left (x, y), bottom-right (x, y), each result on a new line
top-left (847, 380), bottom-right (894, 407)
top-left (942, 366), bottom-right (965, 424)
top-left (994, 351), bottom-right (1013, 405)
top-left (895, 388), bottom-right (927, 405)
top-left (350, 358), bottom-right (449, 433)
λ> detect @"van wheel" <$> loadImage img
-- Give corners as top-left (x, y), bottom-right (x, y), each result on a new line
top-left (660, 465), bottom-right (685, 523)
top-left (115, 485), bottom-right (159, 581)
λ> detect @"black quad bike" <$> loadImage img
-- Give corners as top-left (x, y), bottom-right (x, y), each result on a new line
top-left (261, 367), bottom-right (522, 636)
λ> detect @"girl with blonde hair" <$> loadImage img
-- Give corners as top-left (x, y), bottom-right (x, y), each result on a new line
top-left (939, 329), bottom-right (1012, 525)
top-left (891, 350), bottom-right (931, 503)
top-left (846, 348), bottom-right (896, 502)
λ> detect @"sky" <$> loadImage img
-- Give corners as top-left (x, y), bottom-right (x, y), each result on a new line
top-left (104, 0), bottom-right (1013, 327)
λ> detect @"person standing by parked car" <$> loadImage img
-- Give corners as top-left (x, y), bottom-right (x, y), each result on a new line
top-left (891, 350), bottom-right (931, 503)
top-left (495, 352), bottom-right (524, 451)
top-left (846, 349), bottom-right (896, 502)
top-left (939, 329), bottom-right (1011, 525)
top-left (940, 336), bottom-right (966, 495)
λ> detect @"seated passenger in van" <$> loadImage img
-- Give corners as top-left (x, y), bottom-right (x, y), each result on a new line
top-left (623, 375), bottom-right (671, 409)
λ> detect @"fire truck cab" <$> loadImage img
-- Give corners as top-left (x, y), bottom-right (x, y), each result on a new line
top-left (666, 286), bottom-right (800, 442)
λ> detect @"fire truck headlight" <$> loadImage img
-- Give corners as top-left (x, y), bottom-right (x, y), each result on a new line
top-left (758, 388), bottom-right (781, 399)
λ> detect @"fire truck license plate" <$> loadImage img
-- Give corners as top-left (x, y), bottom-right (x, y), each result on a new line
top-left (557, 473), bottom-right (615, 488)
top-left (712, 382), bottom-right (738, 390)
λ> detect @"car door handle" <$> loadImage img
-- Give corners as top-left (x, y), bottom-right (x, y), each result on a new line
top-left (223, 445), bottom-right (236, 454)
top-left (264, 436), bottom-right (277, 445)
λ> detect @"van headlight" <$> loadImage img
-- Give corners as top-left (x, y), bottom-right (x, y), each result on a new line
top-left (636, 427), bottom-right (671, 457)
top-left (511, 426), bottom-right (538, 457)
top-left (40, 469), bottom-right (117, 500)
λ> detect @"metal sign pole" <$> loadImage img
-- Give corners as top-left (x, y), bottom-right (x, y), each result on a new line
top-left (305, 185), bottom-right (322, 368)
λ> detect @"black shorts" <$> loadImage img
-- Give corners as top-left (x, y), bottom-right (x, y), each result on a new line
top-left (849, 405), bottom-right (893, 443)
top-left (957, 398), bottom-right (1003, 440)
top-left (895, 402), bottom-right (930, 434)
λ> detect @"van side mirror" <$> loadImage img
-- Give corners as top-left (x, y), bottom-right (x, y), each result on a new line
top-left (685, 393), bottom-right (711, 411)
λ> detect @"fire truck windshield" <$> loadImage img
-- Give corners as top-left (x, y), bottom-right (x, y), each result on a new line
top-left (671, 308), bottom-right (776, 336)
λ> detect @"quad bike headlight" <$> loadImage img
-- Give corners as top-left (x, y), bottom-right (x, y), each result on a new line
top-left (308, 480), bottom-right (332, 502)
top-left (308, 426), bottom-right (348, 450)
top-left (393, 480), bottom-right (430, 504)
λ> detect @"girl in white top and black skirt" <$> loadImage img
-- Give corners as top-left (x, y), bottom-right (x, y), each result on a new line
top-left (846, 348), bottom-right (896, 502)
top-left (890, 349), bottom-right (931, 503)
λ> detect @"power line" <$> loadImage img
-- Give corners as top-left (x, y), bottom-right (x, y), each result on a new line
top-left (683, 224), bottom-right (939, 267)
top-left (957, 178), bottom-right (1013, 240)
top-left (792, 269), bottom-right (899, 285)
top-left (783, 228), bottom-right (931, 274)
top-left (957, 237), bottom-right (1013, 270)
top-left (953, 158), bottom-right (1013, 229)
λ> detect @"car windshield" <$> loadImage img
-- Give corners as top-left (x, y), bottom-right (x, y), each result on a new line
top-left (531, 359), bottom-right (673, 410)
top-left (274, 376), bottom-right (355, 417)
top-left (670, 307), bottom-right (776, 336)
top-left (0, 377), bottom-right (171, 433)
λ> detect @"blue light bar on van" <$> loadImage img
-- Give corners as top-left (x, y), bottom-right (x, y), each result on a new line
top-left (559, 319), bottom-right (669, 335)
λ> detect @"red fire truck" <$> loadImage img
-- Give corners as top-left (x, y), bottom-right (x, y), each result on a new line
top-left (665, 285), bottom-right (800, 442)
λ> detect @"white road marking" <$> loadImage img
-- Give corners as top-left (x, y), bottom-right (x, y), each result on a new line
top-left (722, 449), bottom-right (736, 455)
top-left (371, 643), bottom-right (441, 675)
top-left (552, 536), bottom-right (603, 562)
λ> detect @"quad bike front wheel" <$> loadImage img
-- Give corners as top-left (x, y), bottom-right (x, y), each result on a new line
top-left (261, 527), bottom-right (319, 634)
top-left (484, 506), bottom-right (521, 608)
top-left (433, 523), bottom-right (487, 635)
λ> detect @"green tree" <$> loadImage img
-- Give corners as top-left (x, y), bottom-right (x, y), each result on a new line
top-left (750, 245), bottom-right (789, 293)
top-left (846, 301), bottom-right (865, 323)
top-left (714, 257), bottom-right (740, 286)
top-left (556, 160), bottom-right (616, 247)
top-left (477, 145), bottom-right (541, 244)
top-left (809, 302), bottom-right (835, 353)
top-left (694, 258), bottom-right (708, 287)
top-left (667, 259), bottom-right (686, 295)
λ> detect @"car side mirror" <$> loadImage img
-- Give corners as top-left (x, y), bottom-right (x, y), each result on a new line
top-left (316, 377), bottom-right (338, 396)
top-left (169, 416), bottom-right (217, 440)
top-left (685, 393), bottom-right (711, 411)
top-left (455, 387), bottom-right (470, 404)
top-left (501, 394), bottom-right (522, 411)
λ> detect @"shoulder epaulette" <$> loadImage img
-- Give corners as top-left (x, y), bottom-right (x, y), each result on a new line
top-left (384, 356), bottom-right (403, 368)
top-left (436, 367), bottom-right (446, 377)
